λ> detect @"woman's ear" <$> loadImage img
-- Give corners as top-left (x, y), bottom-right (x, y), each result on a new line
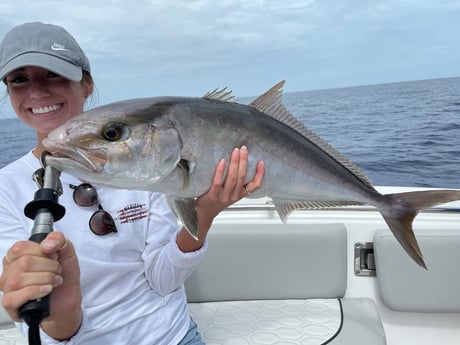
top-left (82, 73), bottom-right (94, 99)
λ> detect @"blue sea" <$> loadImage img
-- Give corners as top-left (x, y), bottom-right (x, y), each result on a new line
top-left (1, 77), bottom-right (459, 188)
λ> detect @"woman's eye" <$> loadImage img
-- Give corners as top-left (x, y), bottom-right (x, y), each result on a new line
top-left (47, 72), bottom-right (60, 78)
top-left (7, 76), bottom-right (28, 84)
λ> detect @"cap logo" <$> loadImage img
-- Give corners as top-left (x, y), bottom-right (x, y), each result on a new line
top-left (51, 42), bottom-right (69, 51)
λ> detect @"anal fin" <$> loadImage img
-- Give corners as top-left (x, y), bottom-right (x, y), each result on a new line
top-left (273, 199), bottom-right (364, 223)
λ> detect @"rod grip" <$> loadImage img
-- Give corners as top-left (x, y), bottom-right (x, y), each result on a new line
top-left (18, 232), bottom-right (51, 324)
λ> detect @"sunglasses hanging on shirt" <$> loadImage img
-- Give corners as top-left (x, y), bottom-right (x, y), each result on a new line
top-left (70, 183), bottom-right (117, 235)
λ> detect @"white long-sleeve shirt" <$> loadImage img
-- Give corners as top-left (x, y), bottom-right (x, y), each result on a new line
top-left (0, 152), bottom-right (207, 344)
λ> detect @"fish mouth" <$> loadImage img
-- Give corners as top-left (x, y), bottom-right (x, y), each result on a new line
top-left (43, 139), bottom-right (107, 173)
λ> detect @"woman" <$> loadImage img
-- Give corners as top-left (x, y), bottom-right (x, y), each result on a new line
top-left (0, 22), bottom-right (264, 344)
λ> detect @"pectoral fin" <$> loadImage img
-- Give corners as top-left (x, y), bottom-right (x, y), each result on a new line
top-left (166, 197), bottom-right (199, 240)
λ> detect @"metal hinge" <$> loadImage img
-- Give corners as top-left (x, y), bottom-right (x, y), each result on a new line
top-left (354, 242), bottom-right (376, 277)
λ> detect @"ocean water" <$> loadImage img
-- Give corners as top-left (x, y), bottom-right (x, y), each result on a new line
top-left (283, 77), bottom-right (460, 188)
top-left (0, 77), bottom-right (459, 188)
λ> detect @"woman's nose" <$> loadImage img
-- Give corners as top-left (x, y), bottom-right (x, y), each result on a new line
top-left (28, 78), bottom-right (51, 98)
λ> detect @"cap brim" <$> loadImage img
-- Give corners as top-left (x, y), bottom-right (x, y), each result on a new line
top-left (0, 52), bottom-right (83, 81)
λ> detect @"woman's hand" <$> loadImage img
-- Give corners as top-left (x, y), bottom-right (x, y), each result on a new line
top-left (177, 146), bottom-right (264, 252)
top-left (196, 145), bottom-right (264, 220)
top-left (0, 232), bottom-right (82, 340)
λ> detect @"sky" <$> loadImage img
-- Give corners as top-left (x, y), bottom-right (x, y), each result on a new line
top-left (1, 0), bottom-right (460, 117)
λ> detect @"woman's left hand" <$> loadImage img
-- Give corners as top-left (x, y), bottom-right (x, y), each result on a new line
top-left (197, 145), bottom-right (264, 219)
top-left (176, 146), bottom-right (264, 252)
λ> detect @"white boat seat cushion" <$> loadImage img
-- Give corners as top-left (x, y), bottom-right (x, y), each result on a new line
top-left (186, 223), bottom-right (347, 301)
top-left (374, 229), bottom-right (460, 312)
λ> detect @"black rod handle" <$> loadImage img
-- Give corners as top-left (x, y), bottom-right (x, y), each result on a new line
top-left (18, 232), bottom-right (51, 325)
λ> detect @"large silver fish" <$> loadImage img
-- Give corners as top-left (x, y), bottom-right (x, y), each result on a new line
top-left (44, 81), bottom-right (460, 269)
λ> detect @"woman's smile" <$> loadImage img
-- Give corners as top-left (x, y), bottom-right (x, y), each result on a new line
top-left (30, 103), bottom-right (63, 115)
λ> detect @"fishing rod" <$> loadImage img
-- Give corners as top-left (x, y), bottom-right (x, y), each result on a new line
top-left (20, 151), bottom-right (65, 345)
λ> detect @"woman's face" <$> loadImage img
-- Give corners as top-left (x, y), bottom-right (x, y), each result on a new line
top-left (5, 66), bottom-right (92, 137)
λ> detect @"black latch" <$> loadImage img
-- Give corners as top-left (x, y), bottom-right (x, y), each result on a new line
top-left (354, 242), bottom-right (376, 277)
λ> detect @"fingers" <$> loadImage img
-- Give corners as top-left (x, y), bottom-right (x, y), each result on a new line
top-left (200, 145), bottom-right (265, 206)
top-left (243, 160), bottom-right (265, 195)
top-left (211, 158), bottom-right (227, 188)
top-left (1, 283), bottom-right (56, 321)
top-left (3, 232), bottom-right (68, 264)
top-left (216, 145), bottom-right (264, 199)
top-left (3, 240), bottom-right (41, 265)
top-left (0, 232), bottom-right (70, 321)
top-left (236, 146), bottom-right (249, 194)
top-left (227, 146), bottom-right (265, 197)
top-left (223, 146), bottom-right (248, 199)
top-left (1, 258), bottom-right (63, 321)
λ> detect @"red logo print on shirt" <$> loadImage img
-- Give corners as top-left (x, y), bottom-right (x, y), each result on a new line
top-left (117, 203), bottom-right (148, 224)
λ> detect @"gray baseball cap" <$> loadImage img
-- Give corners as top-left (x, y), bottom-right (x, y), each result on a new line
top-left (0, 22), bottom-right (91, 82)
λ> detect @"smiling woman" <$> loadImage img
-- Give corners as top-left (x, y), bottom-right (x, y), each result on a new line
top-left (0, 22), bottom-right (94, 150)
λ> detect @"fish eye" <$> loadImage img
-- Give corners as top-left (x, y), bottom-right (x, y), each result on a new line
top-left (102, 123), bottom-right (125, 141)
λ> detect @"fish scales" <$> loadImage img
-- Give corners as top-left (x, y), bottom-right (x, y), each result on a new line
top-left (157, 97), bottom-right (375, 202)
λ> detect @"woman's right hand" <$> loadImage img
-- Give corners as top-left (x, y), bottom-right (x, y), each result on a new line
top-left (0, 231), bottom-right (82, 340)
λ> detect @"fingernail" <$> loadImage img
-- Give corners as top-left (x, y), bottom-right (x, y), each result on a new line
top-left (39, 285), bottom-right (53, 294)
top-left (54, 275), bottom-right (63, 287)
top-left (42, 239), bottom-right (59, 250)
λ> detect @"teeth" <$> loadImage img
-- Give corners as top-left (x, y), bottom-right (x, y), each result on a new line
top-left (31, 104), bottom-right (62, 114)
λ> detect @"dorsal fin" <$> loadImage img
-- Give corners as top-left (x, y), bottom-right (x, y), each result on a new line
top-left (250, 81), bottom-right (375, 190)
top-left (203, 87), bottom-right (237, 103)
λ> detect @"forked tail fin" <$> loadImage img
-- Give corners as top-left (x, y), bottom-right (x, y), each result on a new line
top-left (380, 190), bottom-right (460, 269)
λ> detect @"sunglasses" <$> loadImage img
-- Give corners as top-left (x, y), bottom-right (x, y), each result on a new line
top-left (70, 183), bottom-right (118, 235)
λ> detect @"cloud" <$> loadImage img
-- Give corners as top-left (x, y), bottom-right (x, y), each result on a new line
top-left (0, 0), bottom-right (459, 104)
